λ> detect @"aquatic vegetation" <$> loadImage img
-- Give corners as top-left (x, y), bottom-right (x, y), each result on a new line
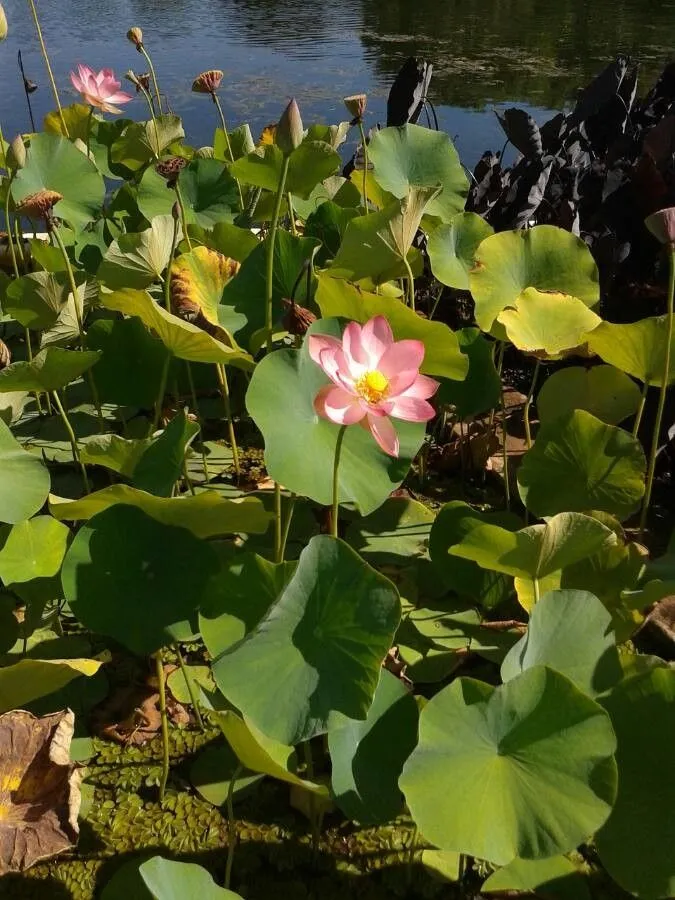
top-left (1, 4), bottom-right (675, 899)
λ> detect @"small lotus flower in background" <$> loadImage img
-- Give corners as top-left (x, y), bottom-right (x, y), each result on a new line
top-left (645, 207), bottom-right (675, 247)
top-left (127, 26), bottom-right (143, 50)
top-left (0, 4), bottom-right (8, 42)
top-left (276, 98), bottom-right (304, 156)
top-left (15, 189), bottom-right (63, 223)
top-left (192, 69), bottom-right (223, 95)
top-left (344, 93), bottom-right (367, 121)
top-left (309, 316), bottom-right (439, 457)
top-left (69, 65), bottom-right (133, 115)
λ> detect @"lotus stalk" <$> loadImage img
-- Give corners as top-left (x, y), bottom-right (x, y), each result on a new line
top-left (26, 0), bottom-right (69, 136)
top-left (174, 644), bottom-right (205, 731)
top-left (127, 26), bottom-right (163, 114)
top-left (344, 93), bottom-right (369, 214)
top-left (155, 651), bottom-right (170, 802)
top-left (523, 359), bottom-right (541, 449)
top-left (215, 363), bottom-right (241, 480)
top-left (51, 390), bottom-right (90, 493)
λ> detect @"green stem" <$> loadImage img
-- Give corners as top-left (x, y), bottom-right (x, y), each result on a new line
top-left (215, 363), bottom-right (240, 479)
top-left (265, 155), bottom-right (290, 352)
top-left (26, 0), bottom-right (69, 136)
top-left (13, 219), bottom-right (26, 269)
top-left (357, 120), bottom-right (369, 214)
top-left (403, 254), bottom-right (416, 311)
top-left (151, 357), bottom-right (171, 433)
top-left (640, 247), bottom-right (675, 536)
top-left (523, 359), bottom-right (541, 450)
top-left (406, 823), bottom-right (418, 888)
top-left (287, 193), bottom-right (298, 235)
top-left (225, 763), bottom-right (243, 889)
top-left (213, 93), bottom-right (244, 212)
top-left (500, 382), bottom-right (511, 510)
top-left (274, 482), bottom-right (283, 563)
top-left (185, 361), bottom-right (210, 481)
top-left (52, 390), bottom-right (90, 493)
top-left (302, 741), bottom-right (320, 854)
top-left (164, 215), bottom-right (180, 311)
top-left (86, 106), bottom-right (93, 158)
top-left (139, 83), bottom-right (156, 122)
top-left (633, 379), bottom-right (649, 438)
top-left (173, 643), bottom-right (205, 731)
top-left (173, 183), bottom-right (193, 251)
top-left (140, 45), bottom-right (163, 115)
top-left (331, 426), bottom-right (347, 539)
top-left (3, 188), bottom-right (20, 281)
top-left (155, 651), bottom-right (170, 802)
top-left (279, 493), bottom-right (297, 563)
top-left (533, 577), bottom-right (541, 605)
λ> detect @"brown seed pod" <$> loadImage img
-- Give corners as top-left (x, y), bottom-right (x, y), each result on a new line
top-left (191, 70), bottom-right (223, 94)
top-left (282, 298), bottom-right (317, 336)
top-left (0, 338), bottom-right (10, 370)
top-left (344, 93), bottom-right (367, 120)
top-left (15, 189), bottom-right (63, 221)
top-left (127, 26), bottom-right (143, 49)
top-left (155, 156), bottom-right (188, 188)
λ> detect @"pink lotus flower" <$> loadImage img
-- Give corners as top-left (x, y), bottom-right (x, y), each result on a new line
top-left (70, 64), bottom-right (133, 115)
top-left (308, 316), bottom-right (439, 457)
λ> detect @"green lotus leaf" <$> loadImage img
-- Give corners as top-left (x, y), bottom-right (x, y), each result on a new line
top-left (0, 419), bottom-right (51, 524)
top-left (220, 231), bottom-right (319, 347)
top-left (0, 657), bottom-right (102, 714)
top-left (189, 743), bottom-right (263, 807)
top-left (212, 535), bottom-right (400, 745)
top-left (315, 274), bottom-right (467, 381)
top-left (328, 669), bottom-right (418, 825)
top-left (368, 124), bottom-right (468, 223)
top-left (447, 511), bottom-right (617, 612)
top-left (110, 115), bottom-right (185, 172)
top-left (101, 856), bottom-right (242, 900)
top-left (100, 288), bottom-right (252, 367)
top-left (345, 497), bottom-right (435, 566)
top-left (596, 668), bottom-right (675, 900)
top-left (170, 245), bottom-right (240, 327)
top-left (229, 140), bottom-right (341, 200)
top-left (399, 667), bottom-right (617, 865)
top-left (97, 215), bottom-right (176, 289)
top-left (482, 855), bottom-right (591, 899)
top-left (429, 501), bottom-right (521, 610)
top-left (86, 315), bottom-right (170, 408)
top-left (469, 225), bottom-right (600, 332)
top-left (517, 409), bottom-right (646, 520)
top-left (132, 409), bottom-right (200, 497)
top-left (291, 174), bottom-right (361, 220)
top-left (427, 212), bottom-right (494, 290)
top-left (49, 485), bottom-right (271, 537)
top-left (178, 158), bottom-right (241, 228)
top-left (436, 327), bottom-right (501, 417)
top-left (537, 365), bottom-right (642, 425)
top-left (186, 222), bottom-right (260, 262)
top-left (80, 433), bottom-right (152, 477)
top-left (214, 123), bottom-right (255, 162)
top-left (0, 515), bottom-right (70, 584)
top-left (135, 164), bottom-right (178, 221)
top-left (214, 709), bottom-right (328, 796)
top-left (305, 200), bottom-right (359, 266)
top-left (62, 504), bottom-right (220, 655)
top-left (200, 553), bottom-right (297, 658)
top-left (4, 271), bottom-right (72, 331)
top-left (587, 316), bottom-right (675, 386)
top-left (501, 589), bottom-right (622, 696)
top-left (0, 347), bottom-right (101, 393)
top-left (328, 187), bottom-right (438, 283)
top-left (11, 132), bottom-right (105, 229)
top-left (497, 287), bottom-right (601, 356)
top-left (246, 318), bottom-right (425, 513)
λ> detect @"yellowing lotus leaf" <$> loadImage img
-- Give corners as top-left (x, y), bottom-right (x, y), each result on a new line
top-left (497, 287), bottom-right (602, 357)
top-left (170, 246), bottom-right (240, 328)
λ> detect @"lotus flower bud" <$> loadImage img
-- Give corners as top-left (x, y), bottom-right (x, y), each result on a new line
top-left (0, 5), bottom-right (8, 42)
top-left (282, 298), bottom-right (316, 336)
top-left (16, 189), bottom-right (63, 222)
top-left (276, 98), bottom-right (303, 156)
top-left (192, 70), bottom-right (223, 95)
top-left (127, 26), bottom-right (143, 50)
top-left (0, 337), bottom-right (10, 370)
top-left (645, 207), bottom-right (675, 247)
top-left (8, 135), bottom-right (26, 170)
top-left (344, 93), bottom-right (367, 121)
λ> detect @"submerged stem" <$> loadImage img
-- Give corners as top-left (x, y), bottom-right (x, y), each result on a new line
top-left (640, 246), bottom-right (675, 536)
top-left (155, 651), bottom-right (170, 802)
top-left (26, 0), bottom-right (69, 136)
top-left (331, 426), bottom-right (347, 539)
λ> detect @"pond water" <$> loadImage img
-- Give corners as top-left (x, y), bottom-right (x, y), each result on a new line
top-left (0, 0), bottom-right (674, 166)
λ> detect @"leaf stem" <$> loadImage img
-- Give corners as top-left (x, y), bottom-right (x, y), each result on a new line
top-left (155, 650), bottom-right (170, 802)
top-left (225, 763), bottom-right (243, 888)
top-left (173, 642), bottom-right (205, 731)
top-left (405, 823), bottom-right (418, 888)
top-left (212, 92), bottom-right (244, 211)
top-left (274, 482), bottom-right (283, 563)
top-left (86, 106), bottom-right (93, 158)
top-left (632, 379), bottom-right (648, 438)
top-left (151, 356), bottom-right (171, 433)
top-left (26, 0), bottom-right (69, 137)
top-left (173, 183), bottom-right (192, 251)
top-left (523, 359), bottom-right (541, 450)
top-left (302, 741), bottom-right (320, 855)
top-left (140, 45), bottom-right (163, 115)
top-left (215, 363), bottom-right (240, 480)
top-left (332, 425), bottom-right (347, 538)
top-left (51, 390), bottom-right (90, 493)
top-left (357, 120), bottom-right (369, 214)
top-left (265, 155), bottom-right (290, 352)
top-left (279, 492), bottom-right (297, 562)
top-left (640, 246), bottom-right (675, 536)
top-left (403, 254), bottom-right (416, 311)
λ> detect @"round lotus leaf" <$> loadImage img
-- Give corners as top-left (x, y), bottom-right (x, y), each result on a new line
top-left (517, 409), bottom-right (646, 521)
top-left (596, 668), bottom-right (675, 900)
top-left (61, 504), bottom-right (219, 655)
top-left (0, 419), bottom-right (50, 525)
top-left (0, 516), bottom-right (70, 584)
top-left (428, 213), bottom-right (494, 290)
top-left (587, 316), bottom-right (675, 386)
top-left (538, 365), bottom-right (642, 426)
top-left (497, 287), bottom-right (601, 357)
top-left (469, 225), bottom-right (599, 332)
top-left (482, 855), bottom-right (591, 899)
top-left (101, 855), bottom-right (242, 899)
top-left (246, 318), bottom-right (425, 515)
top-left (400, 666), bottom-right (617, 866)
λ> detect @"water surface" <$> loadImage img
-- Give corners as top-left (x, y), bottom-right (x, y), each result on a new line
top-left (0, 0), bottom-right (674, 165)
